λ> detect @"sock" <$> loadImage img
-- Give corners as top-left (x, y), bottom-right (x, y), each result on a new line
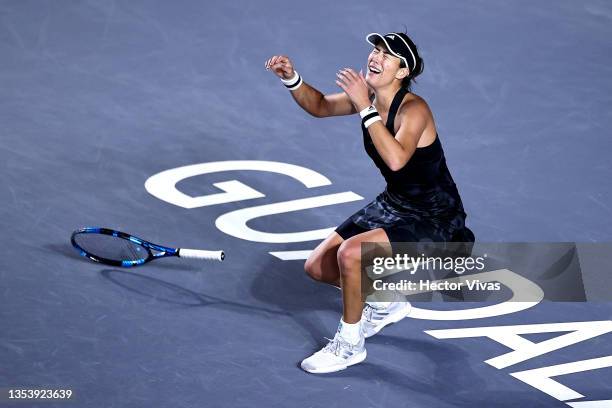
top-left (338, 318), bottom-right (362, 344)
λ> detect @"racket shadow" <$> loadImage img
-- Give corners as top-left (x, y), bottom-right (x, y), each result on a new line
top-left (100, 269), bottom-right (289, 316)
top-left (45, 243), bottom-right (82, 259)
top-left (44, 243), bottom-right (204, 272)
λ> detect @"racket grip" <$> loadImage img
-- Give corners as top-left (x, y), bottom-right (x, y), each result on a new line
top-left (178, 248), bottom-right (225, 262)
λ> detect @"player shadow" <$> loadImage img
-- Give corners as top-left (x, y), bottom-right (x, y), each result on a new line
top-left (249, 255), bottom-right (344, 342)
top-left (357, 335), bottom-right (481, 388)
top-left (43, 242), bottom-right (205, 272)
top-left (318, 335), bottom-right (558, 407)
top-left (328, 361), bottom-right (554, 407)
top-left (100, 269), bottom-right (289, 317)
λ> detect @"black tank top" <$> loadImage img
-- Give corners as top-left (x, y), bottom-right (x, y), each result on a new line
top-left (361, 88), bottom-right (466, 220)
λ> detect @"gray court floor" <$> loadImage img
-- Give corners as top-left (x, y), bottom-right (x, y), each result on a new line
top-left (1, 1), bottom-right (612, 407)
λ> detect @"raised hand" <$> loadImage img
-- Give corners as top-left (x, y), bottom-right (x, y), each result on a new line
top-left (265, 55), bottom-right (295, 80)
top-left (336, 68), bottom-right (370, 112)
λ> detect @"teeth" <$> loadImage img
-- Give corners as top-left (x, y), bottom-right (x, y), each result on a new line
top-left (369, 67), bottom-right (381, 74)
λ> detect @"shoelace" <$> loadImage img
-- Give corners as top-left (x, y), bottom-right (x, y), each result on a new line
top-left (322, 336), bottom-right (353, 356)
top-left (362, 304), bottom-right (374, 322)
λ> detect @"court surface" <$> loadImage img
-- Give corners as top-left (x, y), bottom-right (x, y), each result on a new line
top-left (1, 1), bottom-right (612, 407)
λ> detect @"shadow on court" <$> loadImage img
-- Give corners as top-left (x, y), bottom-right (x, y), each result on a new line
top-left (249, 255), bottom-right (345, 343)
top-left (43, 242), bottom-right (205, 272)
top-left (100, 269), bottom-right (290, 317)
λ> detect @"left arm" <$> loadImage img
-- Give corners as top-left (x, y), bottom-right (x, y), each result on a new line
top-left (336, 69), bottom-right (427, 171)
top-left (366, 102), bottom-right (427, 171)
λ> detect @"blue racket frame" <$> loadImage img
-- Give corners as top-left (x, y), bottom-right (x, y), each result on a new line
top-left (71, 227), bottom-right (178, 267)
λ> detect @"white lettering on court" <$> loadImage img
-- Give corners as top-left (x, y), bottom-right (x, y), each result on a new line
top-left (426, 321), bottom-right (612, 405)
top-left (144, 160), bottom-right (335, 209)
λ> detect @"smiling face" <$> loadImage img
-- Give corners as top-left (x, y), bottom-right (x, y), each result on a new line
top-left (366, 42), bottom-right (409, 89)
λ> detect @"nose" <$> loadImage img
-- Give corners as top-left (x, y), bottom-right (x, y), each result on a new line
top-left (370, 52), bottom-right (383, 65)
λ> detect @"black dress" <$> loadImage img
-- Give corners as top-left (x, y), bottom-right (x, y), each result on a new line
top-left (335, 87), bottom-right (475, 243)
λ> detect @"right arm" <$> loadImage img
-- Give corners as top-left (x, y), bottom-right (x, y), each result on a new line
top-left (265, 55), bottom-right (356, 118)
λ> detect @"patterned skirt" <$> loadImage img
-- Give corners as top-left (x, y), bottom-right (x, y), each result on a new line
top-left (335, 187), bottom-right (474, 243)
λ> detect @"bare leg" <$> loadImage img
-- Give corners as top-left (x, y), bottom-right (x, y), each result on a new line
top-left (304, 232), bottom-right (344, 287)
top-left (336, 228), bottom-right (390, 323)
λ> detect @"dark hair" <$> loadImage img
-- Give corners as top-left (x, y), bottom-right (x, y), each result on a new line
top-left (398, 33), bottom-right (424, 91)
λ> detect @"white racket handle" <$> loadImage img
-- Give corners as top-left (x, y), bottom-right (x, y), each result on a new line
top-left (178, 248), bottom-right (225, 262)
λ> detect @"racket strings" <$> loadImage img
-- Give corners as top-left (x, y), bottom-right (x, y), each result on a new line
top-left (74, 233), bottom-right (148, 262)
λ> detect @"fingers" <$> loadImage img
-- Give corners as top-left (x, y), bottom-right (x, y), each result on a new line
top-left (336, 69), bottom-right (353, 84)
top-left (270, 62), bottom-right (287, 72)
top-left (337, 67), bottom-right (359, 91)
top-left (359, 69), bottom-right (368, 85)
top-left (336, 68), bottom-right (356, 92)
top-left (343, 68), bottom-right (359, 80)
top-left (277, 63), bottom-right (294, 78)
top-left (336, 76), bottom-right (349, 90)
top-left (265, 57), bottom-right (273, 70)
top-left (336, 68), bottom-right (360, 85)
top-left (335, 79), bottom-right (348, 92)
top-left (336, 70), bottom-right (351, 84)
top-left (265, 55), bottom-right (290, 70)
top-left (265, 56), bottom-right (281, 70)
top-left (265, 55), bottom-right (295, 80)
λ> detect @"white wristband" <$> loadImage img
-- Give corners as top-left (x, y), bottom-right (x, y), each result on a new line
top-left (359, 105), bottom-right (376, 118)
top-left (359, 105), bottom-right (382, 128)
top-left (280, 71), bottom-right (303, 91)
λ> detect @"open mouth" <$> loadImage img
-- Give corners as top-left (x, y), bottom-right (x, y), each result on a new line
top-left (368, 65), bottom-right (381, 75)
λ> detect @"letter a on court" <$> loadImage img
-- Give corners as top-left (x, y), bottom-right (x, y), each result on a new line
top-left (425, 320), bottom-right (612, 369)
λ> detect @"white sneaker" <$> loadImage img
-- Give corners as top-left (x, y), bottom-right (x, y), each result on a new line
top-left (300, 334), bottom-right (367, 374)
top-left (361, 301), bottom-right (412, 338)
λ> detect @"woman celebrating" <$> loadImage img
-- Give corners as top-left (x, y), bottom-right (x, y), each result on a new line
top-left (265, 32), bottom-right (474, 374)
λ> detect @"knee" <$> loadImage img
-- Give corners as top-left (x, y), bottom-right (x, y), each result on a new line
top-left (304, 255), bottom-right (322, 281)
top-left (337, 240), bottom-right (361, 275)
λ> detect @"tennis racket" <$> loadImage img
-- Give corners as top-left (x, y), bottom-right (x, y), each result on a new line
top-left (71, 227), bottom-right (225, 267)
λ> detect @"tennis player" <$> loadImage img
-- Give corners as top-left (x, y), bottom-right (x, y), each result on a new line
top-left (266, 32), bottom-right (474, 374)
